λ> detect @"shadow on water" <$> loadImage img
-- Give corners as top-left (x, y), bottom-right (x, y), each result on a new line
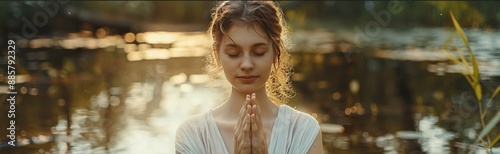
top-left (1, 28), bottom-right (499, 154)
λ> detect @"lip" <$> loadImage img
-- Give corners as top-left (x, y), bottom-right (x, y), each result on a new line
top-left (236, 76), bottom-right (258, 83)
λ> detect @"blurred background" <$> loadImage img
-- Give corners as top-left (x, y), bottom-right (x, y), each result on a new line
top-left (1, 1), bottom-right (500, 154)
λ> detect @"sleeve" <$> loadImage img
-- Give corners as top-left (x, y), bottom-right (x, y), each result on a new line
top-left (289, 113), bottom-right (321, 154)
top-left (175, 120), bottom-right (202, 154)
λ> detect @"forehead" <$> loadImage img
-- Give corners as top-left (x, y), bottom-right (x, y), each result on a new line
top-left (221, 23), bottom-right (269, 47)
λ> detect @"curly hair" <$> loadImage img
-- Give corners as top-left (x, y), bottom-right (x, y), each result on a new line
top-left (205, 1), bottom-right (295, 104)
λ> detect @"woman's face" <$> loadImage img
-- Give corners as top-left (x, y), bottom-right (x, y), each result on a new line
top-left (218, 23), bottom-right (274, 95)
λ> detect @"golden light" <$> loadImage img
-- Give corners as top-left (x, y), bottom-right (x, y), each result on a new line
top-left (370, 102), bottom-right (379, 116)
top-left (136, 33), bottom-right (145, 43)
top-left (180, 83), bottom-right (194, 93)
top-left (97, 38), bottom-right (111, 48)
top-left (173, 33), bottom-right (211, 48)
top-left (30, 88), bottom-right (39, 96)
top-left (29, 38), bottom-right (54, 49)
top-left (123, 44), bottom-right (137, 53)
top-left (345, 108), bottom-right (352, 115)
top-left (16, 74), bottom-right (31, 84)
top-left (0, 86), bottom-right (8, 94)
top-left (58, 99), bottom-right (65, 106)
top-left (138, 44), bottom-right (151, 51)
top-left (124, 32), bottom-right (136, 43)
top-left (96, 28), bottom-right (108, 38)
top-left (349, 79), bottom-right (360, 94)
top-left (189, 74), bottom-right (210, 84)
top-left (314, 54), bottom-right (324, 64)
top-left (317, 81), bottom-right (328, 89)
top-left (143, 48), bottom-right (170, 60)
top-left (126, 51), bottom-right (144, 61)
top-left (169, 73), bottom-right (188, 84)
top-left (20, 87), bottom-right (28, 94)
top-left (85, 38), bottom-right (98, 49)
top-left (143, 32), bottom-right (182, 44)
top-left (169, 47), bottom-right (208, 58)
top-left (60, 38), bottom-right (84, 49)
top-left (291, 73), bottom-right (305, 81)
top-left (332, 92), bottom-right (341, 100)
top-left (319, 123), bottom-right (344, 133)
top-left (80, 30), bottom-right (93, 37)
top-left (311, 113), bottom-right (318, 119)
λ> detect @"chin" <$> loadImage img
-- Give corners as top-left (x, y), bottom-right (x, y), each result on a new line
top-left (234, 87), bottom-right (256, 94)
top-left (232, 84), bottom-right (263, 95)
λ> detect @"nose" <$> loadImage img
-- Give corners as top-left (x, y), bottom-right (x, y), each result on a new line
top-left (240, 53), bottom-right (254, 71)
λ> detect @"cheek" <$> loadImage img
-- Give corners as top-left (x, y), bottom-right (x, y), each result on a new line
top-left (219, 57), bottom-right (237, 72)
top-left (260, 57), bottom-right (274, 73)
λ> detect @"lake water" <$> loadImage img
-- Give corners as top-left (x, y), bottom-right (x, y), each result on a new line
top-left (1, 27), bottom-right (499, 154)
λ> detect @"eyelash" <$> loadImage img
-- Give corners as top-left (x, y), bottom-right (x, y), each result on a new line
top-left (227, 51), bottom-right (265, 58)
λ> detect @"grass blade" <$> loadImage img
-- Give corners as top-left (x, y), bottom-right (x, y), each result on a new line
top-left (450, 11), bottom-right (471, 51)
top-left (483, 86), bottom-right (500, 119)
top-left (491, 133), bottom-right (500, 148)
top-left (450, 11), bottom-right (481, 101)
top-left (475, 110), bottom-right (500, 144)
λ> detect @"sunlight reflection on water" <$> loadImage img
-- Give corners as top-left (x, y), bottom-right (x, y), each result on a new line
top-left (48, 78), bottom-right (225, 153)
top-left (115, 80), bottom-right (224, 153)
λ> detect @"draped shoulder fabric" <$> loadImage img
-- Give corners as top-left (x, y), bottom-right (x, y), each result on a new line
top-left (175, 105), bottom-right (320, 154)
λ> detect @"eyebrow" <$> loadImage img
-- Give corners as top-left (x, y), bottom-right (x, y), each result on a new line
top-left (224, 42), bottom-right (269, 48)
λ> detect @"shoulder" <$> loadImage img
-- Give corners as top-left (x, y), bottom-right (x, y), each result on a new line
top-left (276, 105), bottom-right (321, 153)
top-left (176, 111), bottom-right (210, 135)
top-left (175, 111), bottom-right (211, 153)
top-left (280, 105), bottom-right (319, 127)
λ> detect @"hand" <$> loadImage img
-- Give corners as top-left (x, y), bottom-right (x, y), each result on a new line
top-left (249, 93), bottom-right (268, 154)
top-left (234, 95), bottom-right (252, 154)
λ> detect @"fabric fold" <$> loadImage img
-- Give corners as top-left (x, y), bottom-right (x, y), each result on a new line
top-left (175, 105), bottom-right (320, 154)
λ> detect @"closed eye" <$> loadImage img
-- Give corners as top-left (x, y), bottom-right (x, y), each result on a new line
top-left (252, 48), bottom-right (268, 56)
top-left (253, 52), bottom-right (266, 56)
top-left (227, 53), bottom-right (240, 57)
top-left (224, 47), bottom-right (241, 58)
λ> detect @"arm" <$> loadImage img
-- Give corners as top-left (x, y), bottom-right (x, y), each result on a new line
top-left (307, 130), bottom-right (324, 154)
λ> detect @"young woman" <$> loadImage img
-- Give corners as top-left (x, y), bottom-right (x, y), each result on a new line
top-left (175, 1), bottom-right (323, 153)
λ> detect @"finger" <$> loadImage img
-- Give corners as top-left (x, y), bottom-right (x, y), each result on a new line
top-left (244, 114), bottom-right (251, 142)
top-left (251, 114), bottom-right (258, 134)
top-left (251, 103), bottom-right (263, 132)
top-left (251, 94), bottom-right (261, 118)
top-left (236, 96), bottom-right (250, 130)
top-left (253, 105), bottom-right (263, 129)
top-left (251, 93), bottom-right (256, 106)
top-left (246, 104), bottom-right (252, 117)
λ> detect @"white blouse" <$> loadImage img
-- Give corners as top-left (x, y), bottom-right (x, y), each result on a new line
top-left (175, 105), bottom-right (320, 154)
